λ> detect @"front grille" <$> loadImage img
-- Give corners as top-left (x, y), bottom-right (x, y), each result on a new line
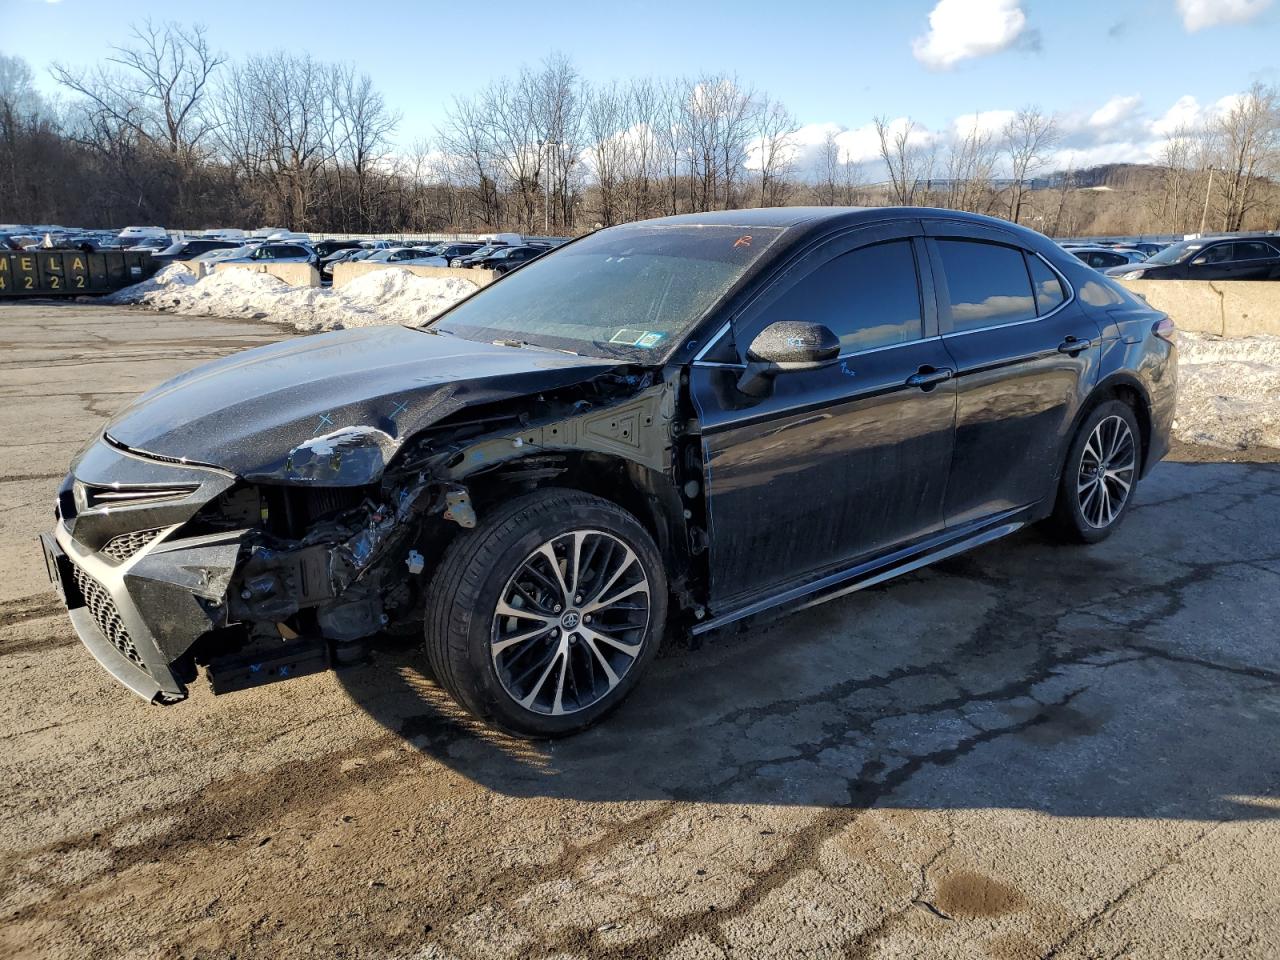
top-left (101, 528), bottom-right (163, 563)
top-left (70, 564), bottom-right (147, 673)
top-left (77, 482), bottom-right (196, 510)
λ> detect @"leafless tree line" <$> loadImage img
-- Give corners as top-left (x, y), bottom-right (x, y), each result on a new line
top-left (2, 23), bottom-right (1278, 238)
top-left (1149, 82), bottom-right (1280, 235)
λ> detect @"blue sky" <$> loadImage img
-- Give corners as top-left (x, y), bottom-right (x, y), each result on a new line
top-left (8, 0), bottom-right (1280, 169)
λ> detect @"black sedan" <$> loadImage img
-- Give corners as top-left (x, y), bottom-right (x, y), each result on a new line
top-left (1106, 237), bottom-right (1280, 280)
top-left (469, 244), bottom-right (546, 274)
top-left (41, 207), bottom-right (1176, 737)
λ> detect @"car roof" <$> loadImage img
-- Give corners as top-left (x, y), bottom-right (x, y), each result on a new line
top-left (627, 205), bottom-right (1028, 231)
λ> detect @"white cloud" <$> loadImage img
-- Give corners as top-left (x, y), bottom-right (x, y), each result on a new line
top-left (1150, 94), bottom-right (1205, 136)
top-left (1176, 0), bottom-right (1272, 31)
top-left (952, 109), bottom-right (1016, 137)
top-left (1089, 94), bottom-right (1142, 130)
top-left (913, 0), bottom-right (1031, 69)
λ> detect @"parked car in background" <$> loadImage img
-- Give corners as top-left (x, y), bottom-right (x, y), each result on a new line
top-left (1120, 241), bottom-right (1169, 257)
top-left (1106, 237), bottom-right (1280, 281)
top-left (41, 207), bottom-right (1176, 736)
top-left (318, 247), bottom-right (376, 280)
top-left (1070, 247), bottom-right (1148, 271)
top-left (314, 239), bottom-right (365, 259)
top-left (388, 243), bottom-right (487, 269)
top-left (470, 244), bottom-right (547, 274)
top-left (365, 247), bottom-right (436, 265)
top-left (451, 243), bottom-right (509, 268)
top-left (152, 238), bottom-right (242, 264)
top-left (193, 244), bottom-right (261, 265)
top-left (126, 237), bottom-right (173, 252)
top-left (117, 226), bottom-right (169, 245)
top-left (219, 242), bottom-right (318, 266)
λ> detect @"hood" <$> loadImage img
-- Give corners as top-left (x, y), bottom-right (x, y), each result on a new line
top-left (103, 325), bottom-right (623, 481)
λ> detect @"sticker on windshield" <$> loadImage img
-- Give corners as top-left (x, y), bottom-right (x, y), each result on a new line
top-left (609, 329), bottom-right (666, 349)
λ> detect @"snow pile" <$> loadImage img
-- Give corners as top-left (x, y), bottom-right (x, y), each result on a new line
top-left (98, 263), bottom-right (198, 302)
top-left (103, 265), bottom-right (478, 332)
top-left (1175, 332), bottom-right (1280, 450)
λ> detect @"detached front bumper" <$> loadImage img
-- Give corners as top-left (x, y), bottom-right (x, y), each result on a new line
top-left (42, 437), bottom-right (244, 704)
top-left (41, 531), bottom-right (184, 702)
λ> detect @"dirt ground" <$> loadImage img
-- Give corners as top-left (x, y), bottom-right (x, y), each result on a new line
top-left (2, 301), bottom-right (1278, 960)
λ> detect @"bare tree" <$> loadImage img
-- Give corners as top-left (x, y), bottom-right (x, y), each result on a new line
top-left (52, 20), bottom-right (223, 157)
top-left (753, 96), bottom-right (797, 207)
top-left (875, 116), bottom-right (931, 205)
top-left (1002, 107), bottom-right (1058, 224)
top-left (1214, 82), bottom-right (1279, 232)
top-left (329, 65), bottom-right (399, 232)
top-left (945, 121), bottom-right (999, 214)
top-left (584, 81), bottom-right (625, 226)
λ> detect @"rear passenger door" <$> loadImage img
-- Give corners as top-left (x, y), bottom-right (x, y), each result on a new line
top-left (1222, 241), bottom-right (1280, 280)
top-left (924, 221), bottom-right (1102, 527)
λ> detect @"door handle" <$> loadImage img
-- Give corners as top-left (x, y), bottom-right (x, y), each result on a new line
top-left (905, 366), bottom-right (954, 389)
top-left (1057, 336), bottom-right (1093, 355)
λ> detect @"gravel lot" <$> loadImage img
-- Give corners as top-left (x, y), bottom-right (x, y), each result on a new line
top-left (2, 302), bottom-right (1279, 960)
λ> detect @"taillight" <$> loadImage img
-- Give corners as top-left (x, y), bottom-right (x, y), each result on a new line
top-left (1153, 317), bottom-right (1176, 343)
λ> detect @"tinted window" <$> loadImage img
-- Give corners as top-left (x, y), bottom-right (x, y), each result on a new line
top-left (762, 240), bottom-right (923, 354)
top-left (1235, 241), bottom-right (1278, 261)
top-left (1195, 243), bottom-right (1233, 265)
top-left (1026, 256), bottom-right (1066, 314)
top-left (936, 240), bottom-right (1036, 331)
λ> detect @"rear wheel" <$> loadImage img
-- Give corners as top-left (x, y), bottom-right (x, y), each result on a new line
top-left (424, 489), bottom-right (666, 738)
top-left (1048, 399), bottom-right (1142, 544)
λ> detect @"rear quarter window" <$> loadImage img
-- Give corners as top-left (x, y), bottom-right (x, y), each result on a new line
top-left (1026, 255), bottom-right (1066, 314)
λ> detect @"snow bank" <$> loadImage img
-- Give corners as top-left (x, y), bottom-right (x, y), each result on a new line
top-left (102, 264), bottom-right (478, 332)
top-left (1175, 332), bottom-right (1280, 450)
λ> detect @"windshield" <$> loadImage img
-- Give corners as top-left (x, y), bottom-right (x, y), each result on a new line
top-left (1144, 240), bottom-right (1203, 265)
top-left (430, 224), bottom-right (783, 360)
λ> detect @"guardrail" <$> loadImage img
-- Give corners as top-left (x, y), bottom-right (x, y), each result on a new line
top-left (0, 249), bottom-right (156, 298)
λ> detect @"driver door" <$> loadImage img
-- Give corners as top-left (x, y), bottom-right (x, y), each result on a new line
top-left (688, 221), bottom-right (958, 612)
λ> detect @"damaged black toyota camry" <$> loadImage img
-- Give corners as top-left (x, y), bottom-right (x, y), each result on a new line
top-left (41, 208), bottom-right (1177, 737)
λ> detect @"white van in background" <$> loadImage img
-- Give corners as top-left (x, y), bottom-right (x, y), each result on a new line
top-left (116, 226), bottom-right (169, 243)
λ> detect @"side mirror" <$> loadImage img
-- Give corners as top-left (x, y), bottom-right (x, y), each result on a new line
top-left (737, 321), bottom-right (841, 397)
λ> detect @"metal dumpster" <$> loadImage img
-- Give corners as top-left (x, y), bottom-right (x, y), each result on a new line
top-left (0, 249), bottom-right (157, 299)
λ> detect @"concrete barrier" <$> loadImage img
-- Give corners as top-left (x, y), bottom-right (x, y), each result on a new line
top-left (174, 259), bottom-right (210, 279)
top-left (331, 260), bottom-right (499, 290)
top-left (1119, 279), bottom-right (1280, 337)
top-left (215, 261), bottom-right (320, 287)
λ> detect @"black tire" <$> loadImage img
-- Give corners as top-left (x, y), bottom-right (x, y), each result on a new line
top-left (423, 489), bottom-right (667, 738)
top-left (1047, 399), bottom-right (1143, 544)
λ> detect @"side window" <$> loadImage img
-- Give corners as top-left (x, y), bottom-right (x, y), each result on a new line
top-left (1235, 241), bottom-right (1276, 261)
top-left (936, 239), bottom-right (1036, 332)
top-left (1026, 255), bottom-right (1066, 314)
top-left (761, 240), bottom-right (924, 354)
top-left (1196, 243), bottom-right (1233, 265)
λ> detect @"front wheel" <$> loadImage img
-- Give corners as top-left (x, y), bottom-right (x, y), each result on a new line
top-left (1047, 399), bottom-right (1142, 544)
top-left (423, 489), bottom-right (667, 738)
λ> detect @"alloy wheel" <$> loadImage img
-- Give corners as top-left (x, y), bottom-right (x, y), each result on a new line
top-left (1077, 415), bottom-right (1137, 528)
top-left (491, 529), bottom-right (650, 716)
